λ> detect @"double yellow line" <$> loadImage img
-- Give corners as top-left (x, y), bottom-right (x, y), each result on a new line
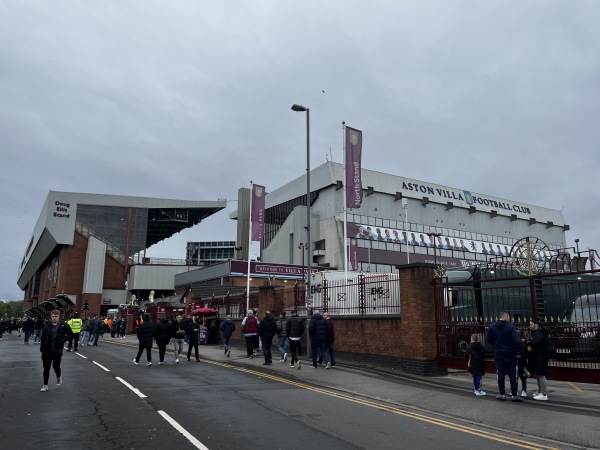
top-left (208, 360), bottom-right (559, 450)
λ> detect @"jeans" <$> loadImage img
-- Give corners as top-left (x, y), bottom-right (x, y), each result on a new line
top-left (494, 353), bottom-right (518, 396)
top-left (311, 341), bottom-right (330, 367)
top-left (80, 330), bottom-right (89, 345)
top-left (223, 336), bottom-right (231, 352)
top-left (24, 330), bottom-right (33, 343)
top-left (158, 344), bottom-right (167, 362)
top-left (318, 340), bottom-right (335, 366)
top-left (187, 341), bottom-right (199, 360)
top-left (173, 339), bottom-right (185, 358)
top-left (262, 336), bottom-right (273, 363)
top-left (277, 337), bottom-right (287, 359)
top-left (34, 329), bottom-right (43, 343)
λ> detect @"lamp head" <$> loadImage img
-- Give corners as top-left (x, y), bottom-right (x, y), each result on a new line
top-left (291, 104), bottom-right (308, 112)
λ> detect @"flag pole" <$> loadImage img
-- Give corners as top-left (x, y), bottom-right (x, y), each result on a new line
top-left (246, 181), bottom-right (253, 313)
top-left (342, 121), bottom-right (348, 278)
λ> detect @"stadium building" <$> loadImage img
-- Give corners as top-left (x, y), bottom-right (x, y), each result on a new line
top-left (18, 191), bottom-right (226, 317)
top-left (235, 161), bottom-right (569, 272)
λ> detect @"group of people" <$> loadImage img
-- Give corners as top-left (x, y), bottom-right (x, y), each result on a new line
top-left (239, 309), bottom-right (335, 370)
top-left (133, 314), bottom-right (204, 366)
top-left (465, 311), bottom-right (550, 401)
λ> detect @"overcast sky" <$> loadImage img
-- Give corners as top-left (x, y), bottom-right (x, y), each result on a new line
top-left (1, 1), bottom-right (599, 301)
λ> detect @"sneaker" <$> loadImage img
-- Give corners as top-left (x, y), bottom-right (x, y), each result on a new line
top-left (196, 358), bottom-right (200, 362)
top-left (176, 358), bottom-right (179, 364)
top-left (532, 391), bottom-right (540, 397)
top-left (186, 357), bottom-right (190, 361)
top-left (279, 359), bottom-right (284, 363)
top-left (158, 362), bottom-right (164, 365)
top-left (147, 362), bottom-right (152, 366)
top-left (40, 385), bottom-right (49, 392)
top-left (475, 390), bottom-right (486, 396)
top-left (283, 353), bottom-right (288, 363)
top-left (533, 393), bottom-right (548, 401)
top-left (521, 390), bottom-right (527, 398)
top-left (495, 394), bottom-right (506, 401)
top-left (133, 359), bottom-right (138, 365)
top-left (289, 364), bottom-right (295, 368)
top-left (310, 365), bottom-right (317, 369)
top-left (57, 376), bottom-right (62, 386)
top-left (297, 360), bottom-right (301, 370)
top-left (224, 349), bottom-right (227, 355)
top-left (325, 362), bottom-right (331, 370)
top-left (227, 350), bottom-right (231, 357)
top-left (511, 395), bottom-right (523, 402)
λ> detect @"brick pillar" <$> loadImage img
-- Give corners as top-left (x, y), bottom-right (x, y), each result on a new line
top-left (258, 286), bottom-right (276, 317)
top-left (397, 263), bottom-right (447, 376)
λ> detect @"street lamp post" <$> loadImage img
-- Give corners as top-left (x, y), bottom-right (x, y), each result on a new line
top-left (298, 243), bottom-right (306, 269)
top-left (291, 104), bottom-right (311, 314)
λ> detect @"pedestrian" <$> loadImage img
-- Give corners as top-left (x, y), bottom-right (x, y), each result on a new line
top-left (286, 310), bottom-right (304, 369)
top-left (85, 316), bottom-right (96, 345)
top-left (33, 316), bottom-right (45, 344)
top-left (118, 318), bottom-right (127, 339)
top-left (276, 312), bottom-right (288, 363)
top-left (181, 314), bottom-right (192, 343)
top-left (22, 316), bottom-right (35, 344)
top-left (186, 316), bottom-right (201, 362)
top-left (155, 316), bottom-right (173, 365)
top-left (486, 311), bottom-right (523, 402)
top-left (133, 314), bottom-right (157, 366)
top-left (517, 345), bottom-right (530, 398)
top-left (66, 312), bottom-right (83, 352)
top-left (110, 318), bottom-right (118, 338)
top-left (308, 310), bottom-right (331, 369)
top-left (220, 315), bottom-right (236, 357)
top-left (172, 315), bottom-right (186, 363)
top-left (91, 315), bottom-right (103, 346)
top-left (258, 311), bottom-right (277, 365)
top-left (464, 334), bottom-right (486, 396)
top-left (318, 312), bottom-right (335, 367)
top-left (526, 318), bottom-right (551, 401)
top-left (241, 310), bottom-right (259, 359)
top-left (39, 310), bottom-right (72, 392)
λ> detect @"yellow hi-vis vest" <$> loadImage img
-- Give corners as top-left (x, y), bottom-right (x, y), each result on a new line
top-left (68, 317), bottom-right (83, 333)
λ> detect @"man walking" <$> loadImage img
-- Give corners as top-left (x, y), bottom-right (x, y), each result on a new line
top-left (22, 316), bottom-right (34, 344)
top-left (66, 312), bottom-right (83, 352)
top-left (318, 312), bottom-right (335, 367)
top-left (134, 314), bottom-right (157, 366)
top-left (258, 311), bottom-right (277, 365)
top-left (33, 316), bottom-right (45, 344)
top-left (309, 310), bottom-right (331, 369)
top-left (40, 310), bottom-right (72, 392)
top-left (241, 310), bottom-right (259, 359)
top-left (486, 311), bottom-right (523, 402)
top-left (286, 311), bottom-right (304, 369)
top-left (172, 315), bottom-right (186, 363)
top-left (220, 315), bottom-right (236, 357)
top-left (276, 312), bottom-right (288, 363)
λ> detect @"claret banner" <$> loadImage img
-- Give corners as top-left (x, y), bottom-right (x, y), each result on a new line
top-left (251, 184), bottom-right (265, 242)
top-left (345, 126), bottom-right (363, 209)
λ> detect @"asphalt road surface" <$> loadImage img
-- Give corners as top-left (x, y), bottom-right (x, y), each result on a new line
top-left (0, 333), bottom-right (587, 450)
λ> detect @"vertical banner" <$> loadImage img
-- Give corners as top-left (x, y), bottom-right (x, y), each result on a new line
top-left (251, 184), bottom-right (265, 242)
top-left (349, 238), bottom-right (358, 271)
top-left (345, 126), bottom-right (363, 208)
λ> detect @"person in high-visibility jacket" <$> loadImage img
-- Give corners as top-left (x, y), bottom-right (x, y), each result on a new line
top-left (66, 312), bottom-right (83, 352)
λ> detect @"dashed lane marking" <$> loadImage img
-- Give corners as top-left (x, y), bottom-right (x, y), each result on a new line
top-left (115, 376), bottom-right (147, 399)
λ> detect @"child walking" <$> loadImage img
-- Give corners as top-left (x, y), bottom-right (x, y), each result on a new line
top-left (464, 334), bottom-right (486, 396)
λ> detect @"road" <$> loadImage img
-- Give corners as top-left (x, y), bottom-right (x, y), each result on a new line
top-left (0, 333), bottom-right (591, 449)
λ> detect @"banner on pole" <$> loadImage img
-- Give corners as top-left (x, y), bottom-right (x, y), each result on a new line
top-left (349, 238), bottom-right (358, 271)
top-left (251, 184), bottom-right (265, 241)
top-left (345, 126), bottom-right (363, 209)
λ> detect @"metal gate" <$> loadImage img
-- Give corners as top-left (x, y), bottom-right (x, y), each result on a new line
top-left (434, 254), bottom-right (600, 384)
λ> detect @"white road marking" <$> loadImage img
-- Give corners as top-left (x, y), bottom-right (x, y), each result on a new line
top-left (158, 410), bottom-right (209, 450)
top-left (92, 361), bottom-right (110, 372)
top-left (76, 353), bottom-right (88, 359)
top-left (115, 376), bottom-right (147, 398)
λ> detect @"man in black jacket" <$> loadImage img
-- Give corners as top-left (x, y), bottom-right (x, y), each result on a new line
top-left (155, 317), bottom-right (173, 365)
top-left (258, 311), bottom-right (277, 365)
top-left (286, 311), bottom-right (304, 369)
top-left (527, 318), bottom-right (550, 401)
top-left (40, 310), bottom-right (72, 392)
top-left (309, 310), bottom-right (331, 369)
top-left (134, 314), bottom-right (158, 366)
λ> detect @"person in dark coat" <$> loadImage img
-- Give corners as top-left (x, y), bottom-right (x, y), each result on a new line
top-left (220, 316), bottom-right (236, 357)
top-left (134, 314), bottom-right (157, 366)
top-left (464, 334), bottom-right (486, 396)
top-left (486, 311), bottom-right (523, 401)
top-left (286, 311), bottom-right (304, 369)
top-left (39, 310), bottom-right (72, 392)
top-left (155, 317), bottom-right (173, 365)
top-left (186, 317), bottom-right (201, 362)
top-left (309, 310), bottom-right (331, 369)
top-left (526, 318), bottom-right (550, 401)
top-left (33, 316), bottom-right (45, 344)
top-left (258, 311), bottom-right (278, 365)
top-left (318, 312), bottom-right (335, 367)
